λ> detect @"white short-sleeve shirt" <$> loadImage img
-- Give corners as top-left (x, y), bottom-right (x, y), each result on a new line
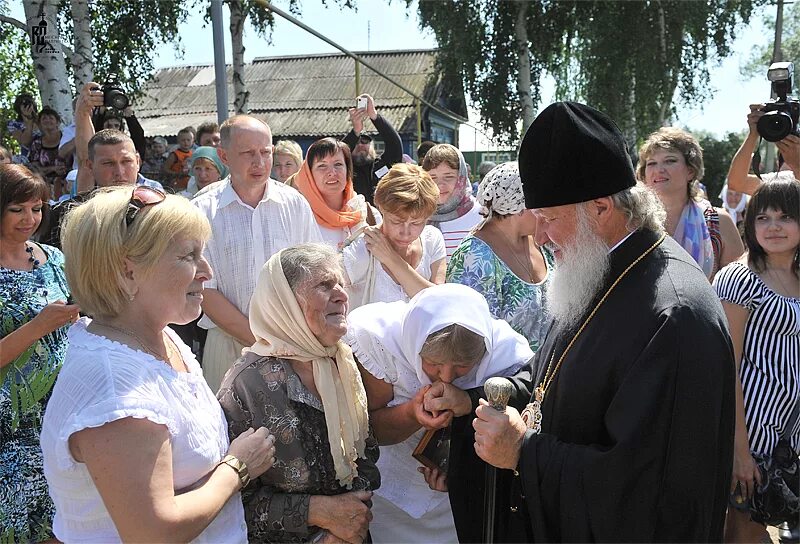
top-left (342, 225), bottom-right (445, 309)
top-left (40, 319), bottom-right (247, 543)
top-left (192, 178), bottom-right (323, 329)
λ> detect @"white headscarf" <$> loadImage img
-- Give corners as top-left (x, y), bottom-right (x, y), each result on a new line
top-left (475, 161), bottom-right (526, 231)
top-left (346, 283), bottom-right (533, 389)
top-left (718, 183), bottom-right (749, 224)
top-left (246, 250), bottom-right (370, 488)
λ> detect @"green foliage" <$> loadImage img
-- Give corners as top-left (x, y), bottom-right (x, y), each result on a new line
top-left (1, 0), bottom-right (189, 148)
top-left (412, 0), bottom-right (759, 145)
top-left (743, 2), bottom-right (800, 84)
top-left (56, 0), bottom-right (190, 99)
top-left (0, 19), bottom-right (37, 153)
top-left (413, 0), bottom-right (553, 144)
top-left (695, 130), bottom-right (747, 206)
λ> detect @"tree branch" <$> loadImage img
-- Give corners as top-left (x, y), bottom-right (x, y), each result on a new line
top-left (0, 14), bottom-right (28, 31)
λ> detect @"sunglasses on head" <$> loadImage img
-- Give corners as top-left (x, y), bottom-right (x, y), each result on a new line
top-left (125, 185), bottom-right (166, 227)
top-left (358, 136), bottom-right (372, 145)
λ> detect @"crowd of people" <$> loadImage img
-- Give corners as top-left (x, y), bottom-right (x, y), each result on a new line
top-left (1, 81), bottom-right (798, 544)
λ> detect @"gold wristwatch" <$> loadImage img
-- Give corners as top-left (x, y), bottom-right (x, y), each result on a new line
top-left (218, 454), bottom-right (250, 489)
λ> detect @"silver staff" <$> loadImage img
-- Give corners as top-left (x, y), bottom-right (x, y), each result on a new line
top-left (483, 377), bottom-right (513, 543)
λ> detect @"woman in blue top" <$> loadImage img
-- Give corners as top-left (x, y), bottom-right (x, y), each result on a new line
top-left (447, 162), bottom-right (551, 352)
top-left (0, 164), bottom-right (78, 542)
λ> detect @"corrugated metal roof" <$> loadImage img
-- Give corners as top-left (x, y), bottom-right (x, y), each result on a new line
top-left (136, 49), bottom-right (465, 138)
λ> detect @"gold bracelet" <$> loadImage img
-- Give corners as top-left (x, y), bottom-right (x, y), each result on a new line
top-left (218, 454), bottom-right (250, 489)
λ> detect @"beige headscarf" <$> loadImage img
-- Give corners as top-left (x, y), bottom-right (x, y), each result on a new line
top-left (246, 250), bottom-right (369, 488)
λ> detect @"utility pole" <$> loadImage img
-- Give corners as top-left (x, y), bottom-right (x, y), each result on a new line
top-left (773, 0), bottom-right (784, 63)
top-left (766, 0), bottom-right (785, 171)
top-left (211, 0), bottom-right (229, 124)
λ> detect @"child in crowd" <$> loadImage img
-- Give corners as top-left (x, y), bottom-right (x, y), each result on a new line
top-left (162, 127), bottom-right (194, 190)
top-left (140, 137), bottom-right (168, 182)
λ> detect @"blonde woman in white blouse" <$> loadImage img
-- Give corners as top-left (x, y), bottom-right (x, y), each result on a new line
top-left (40, 187), bottom-right (276, 543)
top-left (343, 163), bottom-right (446, 309)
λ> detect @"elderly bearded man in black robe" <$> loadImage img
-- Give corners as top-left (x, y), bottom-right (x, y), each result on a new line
top-left (427, 102), bottom-right (735, 543)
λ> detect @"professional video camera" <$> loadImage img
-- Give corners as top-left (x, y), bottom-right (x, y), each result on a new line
top-left (757, 61), bottom-right (800, 142)
top-left (102, 77), bottom-right (129, 111)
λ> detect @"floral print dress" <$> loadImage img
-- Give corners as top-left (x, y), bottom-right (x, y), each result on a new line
top-left (1, 244), bottom-right (70, 542)
top-left (447, 235), bottom-right (552, 352)
top-left (218, 353), bottom-right (380, 543)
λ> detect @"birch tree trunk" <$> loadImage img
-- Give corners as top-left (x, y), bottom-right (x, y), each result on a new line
top-left (655, 0), bottom-right (677, 126)
top-left (23, 0), bottom-right (73, 124)
top-left (229, 0), bottom-right (249, 114)
top-left (514, 1), bottom-right (535, 133)
top-left (70, 0), bottom-right (93, 90)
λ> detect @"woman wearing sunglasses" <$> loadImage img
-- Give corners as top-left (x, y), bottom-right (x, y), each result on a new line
top-left (40, 186), bottom-right (276, 543)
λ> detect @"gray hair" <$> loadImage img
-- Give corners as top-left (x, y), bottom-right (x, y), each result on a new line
top-left (280, 243), bottom-right (343, 292)
top-left (608, 182), bottom-right (666, 234)
top-left (477, 161), bottom-right (497, 180)
top-left (419, 324), bottom-right (486, 365)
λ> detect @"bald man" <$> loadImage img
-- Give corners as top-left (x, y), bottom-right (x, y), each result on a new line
top-left (192, 115), bottom-right (322, 391)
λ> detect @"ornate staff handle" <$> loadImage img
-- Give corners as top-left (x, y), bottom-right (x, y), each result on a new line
top-left (483, 377), bottom-right (513, 543)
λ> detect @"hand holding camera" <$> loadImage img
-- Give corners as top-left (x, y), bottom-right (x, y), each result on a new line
top-left (21, 101), bottom-right (37, 121)
top-left (348, 105), bottom-right (368, 134)
top-left (359, 94), bottom-right (378, 121)
top-left (77, 82), bottom-right (105, 118)
top-left (755, 62), bottom-right (799, 142)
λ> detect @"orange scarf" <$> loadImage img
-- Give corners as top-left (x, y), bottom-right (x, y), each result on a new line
top-left (293, 161), bottom-right (363, 229)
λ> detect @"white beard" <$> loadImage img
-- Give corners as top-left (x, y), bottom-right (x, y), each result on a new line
top-left (546, 208), bottom-right (611, 331)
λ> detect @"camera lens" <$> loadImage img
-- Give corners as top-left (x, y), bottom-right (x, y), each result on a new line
top-left (106, 91), bottom-right (129, 111)
top-left (757, 110), bottom-right (793, 142)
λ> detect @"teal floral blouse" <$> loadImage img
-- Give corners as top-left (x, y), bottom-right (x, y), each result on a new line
top-left (1, 243), bottom-right (71, 543)
top-left (446, 235), bottom-right (552, 352)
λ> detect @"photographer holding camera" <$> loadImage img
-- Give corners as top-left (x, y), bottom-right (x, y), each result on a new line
top-left (7, 93), bottom-right (40, 160)
top-left (40, 82), bottom-right (163, 248)
top-left (729, 62), bottom-right (800, 195)
top-left (342, 93), bottom-right (403, 204)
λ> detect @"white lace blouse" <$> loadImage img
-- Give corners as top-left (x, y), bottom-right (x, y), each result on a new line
top-left (40, 318), bottom-right (247, 543)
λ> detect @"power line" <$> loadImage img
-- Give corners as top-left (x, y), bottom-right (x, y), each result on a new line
top-left (253, 0), bottom-right (497, 151)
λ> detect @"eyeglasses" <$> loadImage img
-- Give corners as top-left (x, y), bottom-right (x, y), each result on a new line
top-left (125, 185), bottom-right (166, 227)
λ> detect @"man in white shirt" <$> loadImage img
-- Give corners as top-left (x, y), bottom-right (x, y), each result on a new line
top-left (192, 115), bottom-right (323, 391)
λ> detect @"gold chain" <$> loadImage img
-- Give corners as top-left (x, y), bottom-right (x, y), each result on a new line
top-left (497, 229), bottom-right (536, 282)
top-left (536, 233), bottom-right (666, 402)
top-left (94, 322), bottom-right (178, 368)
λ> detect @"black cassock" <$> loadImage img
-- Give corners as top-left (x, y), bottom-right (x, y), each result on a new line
top-left (448, 228), bottom-right (735, 543)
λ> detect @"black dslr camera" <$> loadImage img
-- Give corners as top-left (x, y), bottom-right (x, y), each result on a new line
top-left (102, 78), bottom-right (129, 111)
top-left (757, 61), bottom-right (800, 142)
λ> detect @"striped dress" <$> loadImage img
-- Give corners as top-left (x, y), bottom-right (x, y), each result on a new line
top-left (437, 201), bottom-right (482, 264)
top-left (713, 261), bottom-right (800, 455)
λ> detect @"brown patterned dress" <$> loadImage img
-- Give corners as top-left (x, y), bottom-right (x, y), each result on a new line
top-left (218, 353), bottom-right (380, 543)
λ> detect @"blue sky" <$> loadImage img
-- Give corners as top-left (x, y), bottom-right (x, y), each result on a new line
top-left (8, 0), bottom-right (775, 148)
